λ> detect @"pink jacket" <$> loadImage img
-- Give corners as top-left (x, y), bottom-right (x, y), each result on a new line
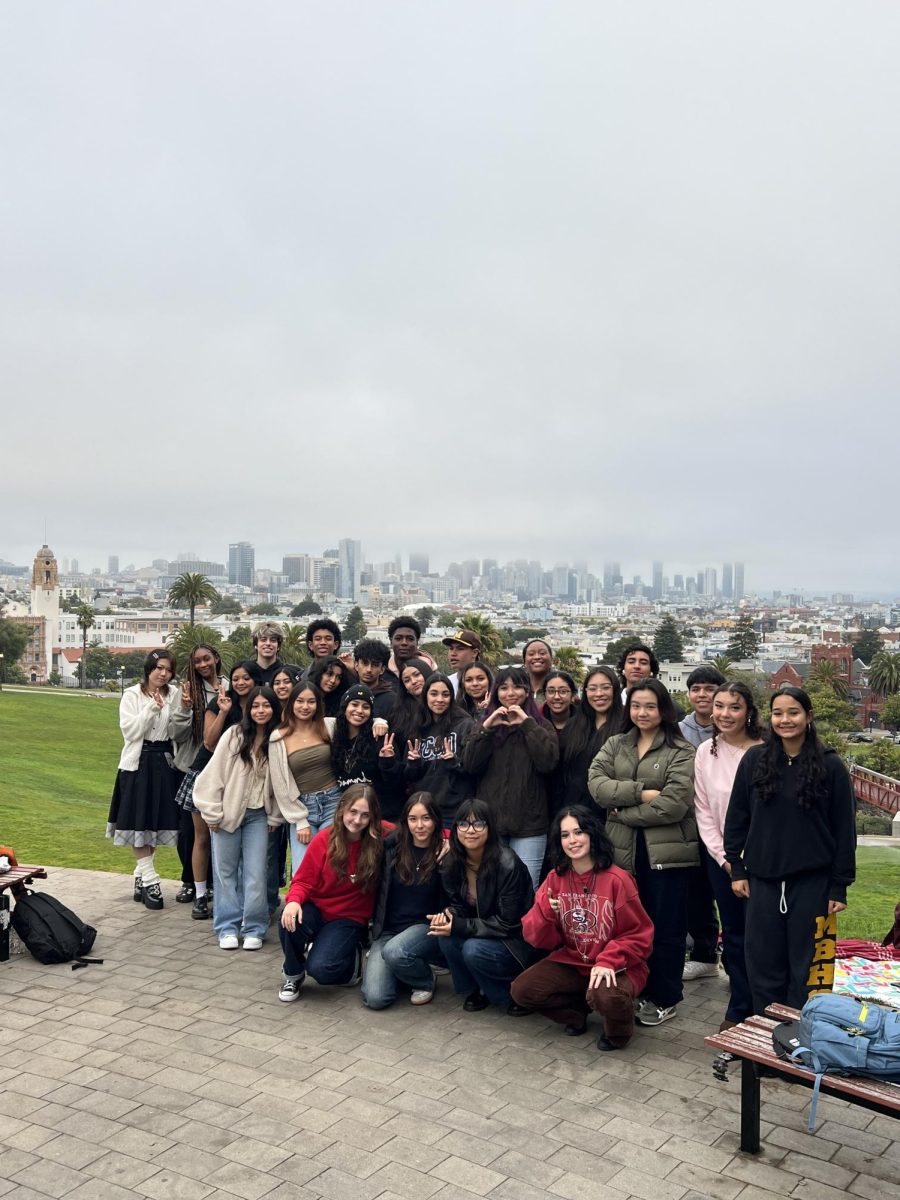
top-left (693, 738), bottom-right (756, 867)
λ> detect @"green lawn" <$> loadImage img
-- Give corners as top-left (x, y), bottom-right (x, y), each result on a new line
top-left (0, 690), bottom-right (180, 878)
top-left (0, 691), bottom-right (897, 939)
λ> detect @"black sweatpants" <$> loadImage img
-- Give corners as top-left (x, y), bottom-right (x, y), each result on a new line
top-left (686, 841), bottom-right (720, 963)
top-left (744, 871), bottom-right (830, 1013)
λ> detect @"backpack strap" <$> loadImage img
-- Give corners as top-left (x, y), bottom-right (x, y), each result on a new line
top-left (71, 956), bottom-right (104, 970)
top-left (790, 1045), bottom-right (825, 1132)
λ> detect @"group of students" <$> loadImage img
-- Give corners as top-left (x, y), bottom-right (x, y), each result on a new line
top-left (105, 619), bottom-right (856, 1048)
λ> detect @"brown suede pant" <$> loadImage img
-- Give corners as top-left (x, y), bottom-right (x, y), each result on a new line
top-left (510, 959), bottom-right (636, 1046)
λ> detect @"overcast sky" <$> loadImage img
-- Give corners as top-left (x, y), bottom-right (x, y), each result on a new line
top-left (2, 2), bottom-right (898, 594)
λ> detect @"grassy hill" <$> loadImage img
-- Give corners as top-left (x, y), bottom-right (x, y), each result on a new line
top-left (0, 690), bottom-right (180, 877)
top-left (0, 691), bottom-right (897, 937)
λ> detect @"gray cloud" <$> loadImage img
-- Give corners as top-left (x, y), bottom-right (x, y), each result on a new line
top-left (2, 2), bottom-right (898, 592)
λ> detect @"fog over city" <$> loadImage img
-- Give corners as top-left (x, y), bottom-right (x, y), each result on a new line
top-left (2, 2), bottom-right (898, 592)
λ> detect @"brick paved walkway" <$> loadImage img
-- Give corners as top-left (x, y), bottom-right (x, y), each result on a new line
top-left (1, 867), bottom-right (897, 1199)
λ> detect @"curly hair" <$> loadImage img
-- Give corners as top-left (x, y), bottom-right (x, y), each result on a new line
top-left (616, 641), bottom-right (659, 681)
top-left (547, 805), bottom-right (615, 875)
top-left (327, 784), bottom-right (384, 891)
top-left (184, 643), bottom-right (222, 742)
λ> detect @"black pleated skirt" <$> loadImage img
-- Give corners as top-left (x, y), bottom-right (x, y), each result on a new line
top-left (106, 741), bottom-right (180, 848)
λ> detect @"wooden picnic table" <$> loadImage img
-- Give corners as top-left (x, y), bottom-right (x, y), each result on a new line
top-left (0, 864), bottom-right (48, 961)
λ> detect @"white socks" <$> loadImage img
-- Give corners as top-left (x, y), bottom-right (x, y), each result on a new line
top-left (136, 855), bottom-right (160, 886)
top-left (194, 881), bottom-right (208, 898)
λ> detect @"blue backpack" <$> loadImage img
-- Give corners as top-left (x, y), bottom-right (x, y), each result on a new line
top-left (782, 994), bottom-right (900, 1130)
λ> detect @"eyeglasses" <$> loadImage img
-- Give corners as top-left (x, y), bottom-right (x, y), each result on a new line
top-left (456, 819), bottom-right (487, 832)
top-left (545, 688), bottom-right (572, 697)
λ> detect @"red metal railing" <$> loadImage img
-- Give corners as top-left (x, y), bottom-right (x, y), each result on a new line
top-left (850, 764), bottom-right (900, 815)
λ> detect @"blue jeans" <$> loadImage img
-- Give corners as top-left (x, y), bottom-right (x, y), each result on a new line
top-left (289, 785), bottom-right (342, 874)
top-left (211, 807), bottom-right (269, 939)
top-left (439, 935), bottom-right (523, 1006)
top-left (362, 924), bottom-right (443, 1010)
top-left (279, 901), bottom-right (366, 985)
top-left (502, 834), bottom-right (546, 889)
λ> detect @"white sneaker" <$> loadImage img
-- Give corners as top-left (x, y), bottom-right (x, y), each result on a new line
top-left (243, 935), bottom-right (263, 951)
top-left (637, 1004), bottom-right (677, 1027)
top-left (278, 974), bottom-right (304, 1002)
top-left (410, 989), bottom-right (434, 1006)
top-left (682, 960), bottom-right (719, 982)
top-left (219, 934), bottom-right (239, 950)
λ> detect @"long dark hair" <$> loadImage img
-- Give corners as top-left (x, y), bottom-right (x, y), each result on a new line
top-left (442, 798), bottom-right (502, 894)
top-left (389, 659), bottom-right (430, 745)
top-left (458, 661), bottom-right (494, 717)
top-left (421, 672), bottom-right (466, 738)
top-left (547, 805), bottom-right (615, 875)
top-left (541, 670), bottom-right (578, 727)
top-left (393, 792), bottom-right (444, 885)
top-left (564, 664), bottom-right (625, 759)
top-left (235, 685), bottom-right (281, 765)
top-left (280, 681), bottom-right (329, 743)
top-left (327, 783), bottom-right (384, 891)
top-left (623, 678), bottom-right (689, 748)
top-left (753, 686), bottom-right (827, 809)
top-left (481, 666), bottom-right (551, 741)
top-left (331, 690), bottom-right (377, 777)
top-left (308, 655), bottom-right (353, 717)
top-left (225, 659), bottom-right (264, 708)
top-left (710, 681), bottom-right (764, 757)
top-left (185, 643), bottom-right (222, 740)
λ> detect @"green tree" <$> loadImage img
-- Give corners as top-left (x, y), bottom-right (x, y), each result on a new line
top-left (414, 606), bottom-right (435, 636)
top-left (167, 625), bottom-right (225, 674)
top-left (290, 597), bottom-right (322, 618)
top-left (726, 615), bottom-right (759, 661)
top-left (854, 738), bottom-right (900, 776)
top-left (82, 645), bottom-right (116, 684)
top-left (868, 651), bottom-right (900, 698)
top-left (76, 604), bottom-right (96, 689)
top-left (210, 596), bottom-right (243, 616)
top-left (454, 614), bottom-right (504, 667)
top-left (554, 646), bottom-right (585, 685)
top-left (511, 627), bottom-right (550, 642)
top-left (223, 625), bottom-right (253, 669)
top-left (879, 693), bottom-right (900, 735)
top-left (804, 683), bottom-right (859, 739)
top-left (420, 641), bottom-right (450, 672)
top-left (343, 606), bottom-right (367, 643)
top-left (167, 573), bottom-right (219, 626)
top-left (249, 602), bottom-right (279, 617)
top-left (850, 629), bottom-right (883, 664)
top-left (711, 653), bottom-right (734, 675)
top-left (653, 616), bottom-right (684, 663)
top-left (0, 617), bottom-right (30, 678)
top-left (808, 659), bottom-right (849, 700)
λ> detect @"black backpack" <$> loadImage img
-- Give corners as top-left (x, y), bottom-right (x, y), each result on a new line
top-left (12, 891), bottom-right (101, 967)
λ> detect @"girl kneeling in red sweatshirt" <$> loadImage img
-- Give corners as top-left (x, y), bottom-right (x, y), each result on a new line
top-left (278, 784), bottom-right (391, 1000)
top-left (511, 805), bottom-right (653, 1050)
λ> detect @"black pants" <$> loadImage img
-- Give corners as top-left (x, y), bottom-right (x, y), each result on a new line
top-left (634, 834), bottom-right (689, 1009)
top-left (686, 841), bottom-right (719, 963)
top-left (744, 871), bottom-right (830, 1013)
top-left (176, 807), bottom-right (194, 886)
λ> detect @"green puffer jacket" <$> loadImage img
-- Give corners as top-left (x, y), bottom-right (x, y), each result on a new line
top-left (587, 729), bottom-right (698, 873)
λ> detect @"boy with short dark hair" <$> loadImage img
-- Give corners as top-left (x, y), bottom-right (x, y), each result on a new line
top-left (679, 666), bottom-right (726, 748)
top-left (352, 638), bottom-right (396, 719)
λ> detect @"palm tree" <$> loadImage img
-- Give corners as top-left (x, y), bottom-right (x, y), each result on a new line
top-left (167, 625), bottom-right (224, 674)
top-left (76, 604), bottom-right (95, 689)
top-left (554, 646), bottom-right (586, 686)
top-left (454, 613), bottom-right (504, 667)
top-left (281, 624), bottom-right (310, 668)
top-left (711, 653), bottom-right (733, 675)
top-left (808, 659), bottom-right (849, 700)
top-left (868, 650), bottom-right (900, 698)
top-left (166, 573), bottom-right (219, 627)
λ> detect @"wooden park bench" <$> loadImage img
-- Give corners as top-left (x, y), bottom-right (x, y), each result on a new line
top-left (705, 1002), bottom-right (900, 1153)
top-left (0, 863), bottom-right (47, 962)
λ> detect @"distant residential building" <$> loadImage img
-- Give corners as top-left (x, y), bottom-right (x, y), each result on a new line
top-left (228, 542), bottom-right (254, 587)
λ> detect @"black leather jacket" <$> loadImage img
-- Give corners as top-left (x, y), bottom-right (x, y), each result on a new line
top-left (440, 845), bottom-right (537, 969)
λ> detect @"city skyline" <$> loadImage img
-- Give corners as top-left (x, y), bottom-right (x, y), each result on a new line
top-left (3, 5), bottom-right (899, 593)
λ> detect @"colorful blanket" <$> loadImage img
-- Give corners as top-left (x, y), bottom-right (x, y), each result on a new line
top-left (834, 955), bottom-right (900, 1009)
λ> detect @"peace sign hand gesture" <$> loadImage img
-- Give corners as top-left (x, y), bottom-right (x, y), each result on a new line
top-left (379, 733), bottom-right (396, 758)
top-left (406, 738), bottom-right (421, 761)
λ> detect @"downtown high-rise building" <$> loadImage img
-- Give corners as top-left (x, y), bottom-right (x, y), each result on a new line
top-left (228, 541), bottom-right (255, 587)
top-left (338, 538), bottom-right (362, 601)
top-left (409, 552), bottom-right (429, 575)
top-left (734, 562), bottom-right (745, 600)
top-left (108, 555), bottom-right (119, 574)
top-left (652, 561), bottom-right (664, 600)
top-left (722, 562), bottom-right (734, 599)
